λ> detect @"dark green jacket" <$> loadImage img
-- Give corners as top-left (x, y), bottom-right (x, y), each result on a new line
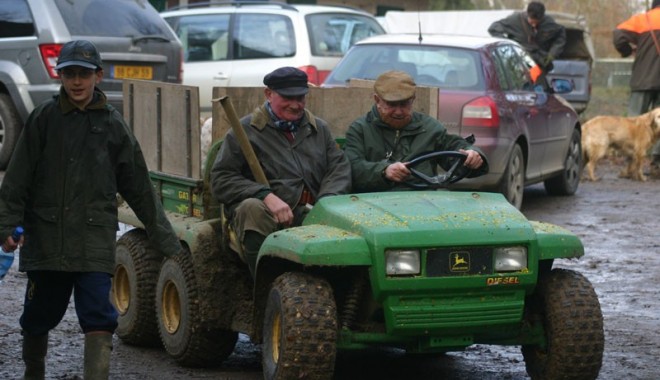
top-left (0, 87), bottom-right (181, 273)
top-left (211, 103), bottom-right (351, 210)
top-left (345, 105), bottom-right (488, 193)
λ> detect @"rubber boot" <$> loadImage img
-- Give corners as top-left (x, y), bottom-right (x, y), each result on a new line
top-left (22, 333), bottom-right (48, 380)
top-left (243, 231), bottom-right (265, 277)
top-left (83, 332), bottom-right (113, 380)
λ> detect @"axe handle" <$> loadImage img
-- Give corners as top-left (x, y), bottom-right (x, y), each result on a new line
top-left (219, 96), bottom-right (269, 186)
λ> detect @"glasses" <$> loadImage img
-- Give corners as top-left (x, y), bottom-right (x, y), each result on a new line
top-left (380, 97), bottom-right (415, 109)
top-left (59, 68), bottom-right (95, 79)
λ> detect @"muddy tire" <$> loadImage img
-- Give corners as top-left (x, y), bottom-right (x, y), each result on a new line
top-left (0, 93), bottom-right (22, 170)
top-left (522, 268), bottom-right (604, 380)
top-left (500, 144), bottom-right (525, 209)
top-left (545, 128), bottom-right (582, 195)
top-left (156, 252), bottom-right (238, 367)
top-left (112, 229), bottom-right (162, 346)
top-left (262, 272), bottom-right (337, 380)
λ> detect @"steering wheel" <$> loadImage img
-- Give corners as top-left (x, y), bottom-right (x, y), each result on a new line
top-left (404, 151), bottom-right (469, 189)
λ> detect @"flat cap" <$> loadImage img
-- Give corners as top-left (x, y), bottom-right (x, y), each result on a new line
top-left (55, 40), bottom-right (103, 70)
top-left (263, 66), bottom-right (309, 96)
top-left (374, 70), bottom-right (416, 102)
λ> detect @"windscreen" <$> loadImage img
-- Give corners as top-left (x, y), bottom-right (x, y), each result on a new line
top-left (324, 44), bottom-right (484, 91)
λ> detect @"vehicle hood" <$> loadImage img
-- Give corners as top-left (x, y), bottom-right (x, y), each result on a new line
top-left (304, 191), bottom-right (536, 247)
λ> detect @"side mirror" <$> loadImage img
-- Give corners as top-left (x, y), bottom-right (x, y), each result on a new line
top-left (551, 78), bottom-right (574, 94)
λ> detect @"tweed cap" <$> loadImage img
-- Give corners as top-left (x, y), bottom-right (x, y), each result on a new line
top-left (55, 40), bottom-right (103, 70)
top-left (263, 66), bottom-right (309, 96)
top-left (374, 70), bottom-right (416, 102)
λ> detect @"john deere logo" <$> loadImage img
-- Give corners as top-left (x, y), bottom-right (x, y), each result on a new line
top-left (450, 252), bottom-right (470, 272)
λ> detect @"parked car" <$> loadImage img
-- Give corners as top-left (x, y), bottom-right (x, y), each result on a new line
top-left (161, 2), bottom-right (385, 115)
top-left (381, 10), bottom-right (595, 113)
top-left (0, 0), bottom-right (182, 169)
top-left (323, 33), bottom-right (583, 209)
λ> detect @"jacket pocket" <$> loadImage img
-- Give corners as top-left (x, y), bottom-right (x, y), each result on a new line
top-left (84, 209), bottom-right (118, 251)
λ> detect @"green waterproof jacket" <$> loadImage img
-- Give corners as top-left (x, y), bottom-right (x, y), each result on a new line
top-left (211, 102), bottom-right (351, 210)
top-left (0, 88), bottom-right (181, 273)
top-left (345, 105), bottom-right (488, 193)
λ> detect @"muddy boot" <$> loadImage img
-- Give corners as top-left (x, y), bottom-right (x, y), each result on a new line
top-left (83, 332), bottom-right (113, 380)
top-left (243, 231), bottom-right (265, 277)
top-left (22, 333), bottom-right (48, 380)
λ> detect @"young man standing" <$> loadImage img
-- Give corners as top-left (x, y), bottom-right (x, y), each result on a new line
top-left (0, 40), bottom-right (182, 379)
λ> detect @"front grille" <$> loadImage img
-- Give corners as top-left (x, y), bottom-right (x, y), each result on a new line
top-left (389, 293), bottom-right (524, 330)
top-left (426, 247), bottom-right (493, 277)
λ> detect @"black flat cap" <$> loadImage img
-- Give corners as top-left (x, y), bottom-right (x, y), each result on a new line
top-left (263, 66), bottom-right (309, 96)
top-left (55, 40), bottom-right (103, 70)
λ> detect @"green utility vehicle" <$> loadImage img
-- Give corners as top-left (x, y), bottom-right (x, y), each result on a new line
top-left (112, 81), bottom-right (603, 380)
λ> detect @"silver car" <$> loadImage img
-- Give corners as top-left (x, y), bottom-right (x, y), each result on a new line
top-left (0, 0), bottom-right (182, 169)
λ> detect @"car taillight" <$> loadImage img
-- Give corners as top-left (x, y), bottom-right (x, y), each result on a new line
top-left (298, 65), bottom-right (326, 86)
top-left (461, 96), bottom-right (500, 127)
top-left (39, 44), bottom-right (63, 79)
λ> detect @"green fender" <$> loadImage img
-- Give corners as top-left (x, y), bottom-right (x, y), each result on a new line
top-left (530, 221), bottom-right (584, 260)
top-left (259, 224), bottom-right (372, 266)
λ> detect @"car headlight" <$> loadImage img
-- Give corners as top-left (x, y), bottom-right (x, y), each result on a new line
top-left (494, 247), bottom-right (527, 272)
top-left (385, 249), bottom-right (420, 276)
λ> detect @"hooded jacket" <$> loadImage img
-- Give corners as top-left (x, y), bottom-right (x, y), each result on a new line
top-left (345, 105), bottom-right (488, 193)
top-left (613, 6), bottom-right (660, 91)
top-left (211, 102), bottom-right (351, 211)
top-left (0, 87), bottom-right (181, 273)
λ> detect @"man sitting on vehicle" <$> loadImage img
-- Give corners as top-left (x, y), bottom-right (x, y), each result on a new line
top-left (211, 67), bottom-right (351, 277)
top-left (344, 70), bottom-right (488, 193)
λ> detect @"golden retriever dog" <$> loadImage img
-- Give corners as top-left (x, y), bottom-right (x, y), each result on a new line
top-left (582, 107), bottom-right (660, 181)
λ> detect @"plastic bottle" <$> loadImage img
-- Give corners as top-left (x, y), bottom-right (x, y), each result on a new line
top-left (0, 227), bottom-right (24, 284)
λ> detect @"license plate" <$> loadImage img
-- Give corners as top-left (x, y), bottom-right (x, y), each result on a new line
top-left (113, 65), bottom-right (153, 80)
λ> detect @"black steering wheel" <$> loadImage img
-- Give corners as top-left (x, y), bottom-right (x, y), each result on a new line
top-left (404, 151), bottom-right (469, 189)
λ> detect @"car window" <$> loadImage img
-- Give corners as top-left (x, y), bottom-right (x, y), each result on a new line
top-left (325, 44), bottom-right (484, 90)
top-left (307, 14), bottom-right (384, 57)
top-left (234, 13), bottom-right (295, 59)
top-left (168, 14), bottom-right (231, 62)
top-left (0, 0), bottom-right (34, 37)
top-left (494, 44), bottom-right (533, 91)
top-left (55, 0), bottom-right (175, 38)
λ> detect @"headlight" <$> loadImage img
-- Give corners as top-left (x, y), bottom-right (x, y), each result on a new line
top-left (494, 246), bottom-right (527, 272)
top-left (385, 249), bottom-right (420, 276)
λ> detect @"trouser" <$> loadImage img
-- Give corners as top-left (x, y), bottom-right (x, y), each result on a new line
top-left (628, 91), bottom-right (660, 161)
top-left (20, 271), bottom-right (118, 335)
top-left (231, 198), bottom-right (310, 275)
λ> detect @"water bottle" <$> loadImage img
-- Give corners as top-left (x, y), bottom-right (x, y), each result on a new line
top-left (0, 227), bottom-right (24, 284)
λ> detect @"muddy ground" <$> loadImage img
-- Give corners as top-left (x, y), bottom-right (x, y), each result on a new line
top-left (0, 156), bottom-right (658, 380)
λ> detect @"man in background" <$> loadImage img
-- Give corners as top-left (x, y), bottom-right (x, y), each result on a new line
top-left (488, 1), bottom-right (566, 78)
top-left (613, 0), bottom-right (660, 177)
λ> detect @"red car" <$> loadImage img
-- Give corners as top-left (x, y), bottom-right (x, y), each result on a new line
top-left (323, 33), bottom-right (582, 209)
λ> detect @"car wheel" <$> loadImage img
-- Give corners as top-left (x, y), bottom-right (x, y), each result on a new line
top-left (522, 269), bottom-right (604, 380)
top-left (112, 229), bottom-right (162, 346)
top-left (500, 144), bottom-right (525, 209)
top-left (0, 94), bottom-right (22, 170)
top-left (156, 252), bottom-right (238, 367)
top-left (544, 128), bottom-right (582, 195)
top-left (263, 272), bottom-right (337, 380)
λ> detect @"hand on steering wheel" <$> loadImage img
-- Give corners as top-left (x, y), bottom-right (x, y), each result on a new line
top-left (403, 151), bottom-right (469, 189)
